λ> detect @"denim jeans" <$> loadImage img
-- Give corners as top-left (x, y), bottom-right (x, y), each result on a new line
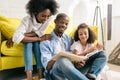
top-left (49, 51), bottom-right (108, 80)
top-left (24, 42), bottom-right (42, 71)
top-left (50, 57), bottom-right (89, 80)
top-left (77, 51), bottom-right (108, 76)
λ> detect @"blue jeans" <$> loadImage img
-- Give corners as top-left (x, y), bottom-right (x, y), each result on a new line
top-left (24, 42), bottom-right (42, 71)
top-left (50, 57), bottom-right (89, 80)
top-left (78, 51), bottom-right (108, 76)
top-left (48, 51), bottom-right (108, 80)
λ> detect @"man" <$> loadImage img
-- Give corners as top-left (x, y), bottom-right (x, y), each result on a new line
top-left (40, 13), bottom-right (88, 80)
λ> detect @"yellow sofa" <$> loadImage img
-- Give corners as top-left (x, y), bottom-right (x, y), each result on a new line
top-left (0, 15), bottom-right (98, 71)
top-left (0, 16), bottom-right (36, 70)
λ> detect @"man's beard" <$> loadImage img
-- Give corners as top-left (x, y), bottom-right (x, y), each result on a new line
top-left (57, 30), bottom-right (63, 35)
top-left (55, 30), bottom-right (63, 37)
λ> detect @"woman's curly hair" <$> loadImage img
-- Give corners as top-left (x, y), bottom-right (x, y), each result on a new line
top-left (26, 0), bottom-right (59, 17)
top-left (74, 23), bottom-right (97, 43)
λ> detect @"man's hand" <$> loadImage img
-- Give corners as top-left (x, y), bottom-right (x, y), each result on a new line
top-left (46, 60), bottom-right (55, 72)
top-left (73, 58), bottom-right (88, 68)
top-left (6, 38), bottom-right (14, 48)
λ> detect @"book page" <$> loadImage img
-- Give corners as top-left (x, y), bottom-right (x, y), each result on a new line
top-left (51, 51), bottom-right (87, 62)
top-left (85, 50), bottom-right (102, 57)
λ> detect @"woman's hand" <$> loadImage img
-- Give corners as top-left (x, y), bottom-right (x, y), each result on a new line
top-left (39, 34), bottom-right (52, 41)
top-left (6, 38), bottom-right (14, 48)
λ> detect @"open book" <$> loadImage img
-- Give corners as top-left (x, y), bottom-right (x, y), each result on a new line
top-left (51, 50), bottom-right (102, 62)
top-left (85, 50), bottom-right (102, 57)
top-left (51, 51), bottom-right (87, 62)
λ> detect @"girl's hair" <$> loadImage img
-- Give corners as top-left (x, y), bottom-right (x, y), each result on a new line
top-left (74, 23), bottom-right (97, 43)
top-left (26, 0), bottom-right (59, 17)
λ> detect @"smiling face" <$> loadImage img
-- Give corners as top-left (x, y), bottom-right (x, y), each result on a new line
top-left (78, 28), bottom-right (89, 44)
top-left (54, 15), bottom-right (69, 37)
top-left (36, 9), bottom-right (51, 23)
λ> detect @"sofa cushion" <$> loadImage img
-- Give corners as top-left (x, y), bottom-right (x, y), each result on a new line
top-left (89, 25), bottom-right (98, 37)
top-left (0, 15), bottom-right (21, 39)
top-left (0, 31), bottom-right (1, 53)
top-left (0, 56), bottom-right (36, 70)
top-left (89, 25), bottom-right (98, 46)
top-left (1, 41), bottom-right (24, 56)
top-left (44, 20), bottom-right (55, 34)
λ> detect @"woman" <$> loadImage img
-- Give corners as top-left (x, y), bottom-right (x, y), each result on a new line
top-left (6, 0), bottom-right (59, 80)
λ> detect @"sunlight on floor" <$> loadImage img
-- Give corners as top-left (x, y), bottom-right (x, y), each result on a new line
top-left (99, 63), bottom-right (120, 80)
top-left (107, 63), bottom-right (120, 72)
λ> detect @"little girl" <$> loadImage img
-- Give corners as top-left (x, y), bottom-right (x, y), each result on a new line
top-left (71, 23), bottom-right (108, 80)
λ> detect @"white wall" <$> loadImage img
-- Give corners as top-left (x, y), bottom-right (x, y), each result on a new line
top-left (0, 0), bottom-right (109, 24)
top-left (0, 0), bottom-right (28, 18)
top-left (105, 16), bottom-right (120, 54)
top-left (104, 0), bottom-right (120, 54)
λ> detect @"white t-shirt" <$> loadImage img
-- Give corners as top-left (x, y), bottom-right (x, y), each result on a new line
top-left (12, 16), bottom-right (50, 43)
top-left (54, 37), bottom-right (65, 53)
top-left (70, 41), bottom-right (94, 55)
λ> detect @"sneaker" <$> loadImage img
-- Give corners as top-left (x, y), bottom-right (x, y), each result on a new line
top-left (86, 73), bottom-right (96, 80)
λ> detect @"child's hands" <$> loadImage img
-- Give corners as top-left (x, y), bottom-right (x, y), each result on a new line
top-left (96, 43), bottom-right (103, 50)
top-left (6, 38), bottom-right (14, 48)
top-left (78, 47), bottom-right (97, 56)
top-left (86, 47), bottom-right (97, 53)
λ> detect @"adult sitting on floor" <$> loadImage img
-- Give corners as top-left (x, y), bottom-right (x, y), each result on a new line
top-left (40, 13), bottom-right (108, 80)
